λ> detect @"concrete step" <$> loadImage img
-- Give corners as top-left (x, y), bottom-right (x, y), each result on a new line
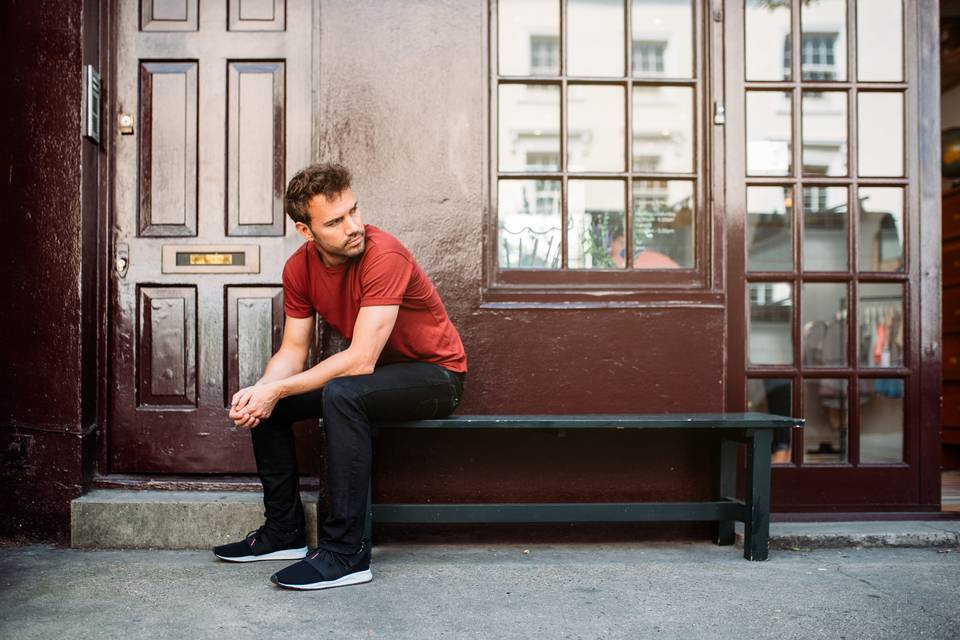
top-left (736, 520), bottom-right (960, 550)
top-left (71, 490), bottom-right (319, 550)
top-left (71, 489), bottom-right (960, 551)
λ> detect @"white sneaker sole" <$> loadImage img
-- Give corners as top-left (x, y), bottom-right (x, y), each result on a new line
top-left (276, 569), bottom-right (373, 590)
top-left (215, 546), bottom-right (309, 563)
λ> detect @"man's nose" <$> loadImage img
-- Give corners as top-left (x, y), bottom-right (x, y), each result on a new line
top-left (344, 216), bottom-right (361, 234)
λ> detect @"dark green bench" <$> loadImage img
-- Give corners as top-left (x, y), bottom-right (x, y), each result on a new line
top-left (364, 412), bottom-right (804, 561)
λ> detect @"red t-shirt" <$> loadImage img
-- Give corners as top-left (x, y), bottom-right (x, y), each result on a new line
top-left (282, 225), bottom-right (467, 373)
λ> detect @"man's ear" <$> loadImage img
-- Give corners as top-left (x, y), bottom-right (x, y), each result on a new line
top-left (294, 221), bottom-right (313, 242)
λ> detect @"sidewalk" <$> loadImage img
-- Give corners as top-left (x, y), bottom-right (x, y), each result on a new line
top-left (1, 541), bottom-right (958, 640)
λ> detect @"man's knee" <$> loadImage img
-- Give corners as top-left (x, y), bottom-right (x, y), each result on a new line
top-left (323, 377), bottom-right (363, 411)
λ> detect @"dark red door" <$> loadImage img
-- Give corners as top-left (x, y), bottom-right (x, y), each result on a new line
top-left (109, 0), bottom-right (316, 473)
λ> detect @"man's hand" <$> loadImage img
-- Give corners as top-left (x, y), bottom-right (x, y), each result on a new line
top-left (229, 383), bottom-right (282, 429)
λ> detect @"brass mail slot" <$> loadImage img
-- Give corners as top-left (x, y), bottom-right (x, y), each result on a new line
top-left (162, 245), bottom-right (260, 274)
top-left (177, 252), bottom-right (245, 266)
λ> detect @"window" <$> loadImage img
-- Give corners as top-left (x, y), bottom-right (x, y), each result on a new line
top-left (493, 0), bottom-right (702, 293)
top-left (632, 40), bottom-right (666, 76)
top-left (529, 35), bottom-right (559, 75)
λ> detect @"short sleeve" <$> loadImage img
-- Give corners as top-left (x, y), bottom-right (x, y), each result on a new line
top-left (282, 260), bottom-right (314, 318)
top-left (359, 250), bottom-right (413, 307)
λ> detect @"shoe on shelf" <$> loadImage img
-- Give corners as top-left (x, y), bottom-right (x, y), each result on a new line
top-left (213, 525), bottom-right (308, 562)
top-left (270, 539), bottom-right (372, 590)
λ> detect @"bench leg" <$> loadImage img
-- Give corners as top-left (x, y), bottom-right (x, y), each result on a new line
top-left (363, 479), bottom-right (373, 543)
top-left (743, 429), bottom-right (772, 561)
top-left (715, 437), bottom-right (738, 546)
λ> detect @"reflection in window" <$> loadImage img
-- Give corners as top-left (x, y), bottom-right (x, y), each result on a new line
top-left (529, 35), bottom-right (560, 75)
top-left (803, 378), bottom-right (848, 463)
top-left (802, 282), bottom-right (848, 367)
top-left (632, 86), bottom-right (693, 174)
top-left (498, 179), bottom-right (562, 268)
top-left (858, 283), bottom-right (904, 368)
top-left (858, 187), bottom-right (905, 272)
top-left (569, 179), bottom-right (625, 269)
top-left (632, 0), bottom-right (692, 78)
top-left (632, 41), bottom-right (666, 75)
top-left (747, 91), bottom-right (792, 176)
top-left (803, 186), bottom-right (847, 271)
top-left (498, 0), bottom-right (560, 76)
top-left (632, 180), bottom-right (692, 268)
top-left (568, 85), bottom-right (625, 172)
top-left (498, 84), bottom-right (560, 172)
top-left (802, 91), bottom-right (847, 176)
top-left (859, 378), bottom-right (904, 463)
top-left (801, 0), bottom-right (847, 81)
top-left (747, 186), bottom-right (793, 272)
top-left (748, 282), bottom-right (793, 366)
top-left (745, 0), bottom-right (791, 81)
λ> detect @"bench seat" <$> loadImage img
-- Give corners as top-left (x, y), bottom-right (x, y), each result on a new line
top-left (366, 412), bottom-right (804, 561)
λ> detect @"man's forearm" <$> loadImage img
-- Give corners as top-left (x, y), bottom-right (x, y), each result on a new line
top-left (273, 347), bottom-right (373, 399)
top-left (256, 349), bottom-right (309, 386)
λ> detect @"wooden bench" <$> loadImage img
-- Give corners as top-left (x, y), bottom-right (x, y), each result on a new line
top-left (364, 412), bottom-right (804, 561)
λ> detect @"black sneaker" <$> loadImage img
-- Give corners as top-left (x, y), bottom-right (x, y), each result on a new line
top-left (270, 539), bottom-right (372, 590)
top-left (213, 525), bottom-right (308, 563)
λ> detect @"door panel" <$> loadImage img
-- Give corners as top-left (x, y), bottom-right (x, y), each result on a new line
top-left (111, 1), bottom-right (317, 474)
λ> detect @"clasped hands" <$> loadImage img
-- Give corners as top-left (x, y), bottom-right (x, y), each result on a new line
top-left (229, 382), bottom-right (282, 429)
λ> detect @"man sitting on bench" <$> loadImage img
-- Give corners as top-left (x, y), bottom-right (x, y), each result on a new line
top-left (213, 162), bottom-right (467, 590)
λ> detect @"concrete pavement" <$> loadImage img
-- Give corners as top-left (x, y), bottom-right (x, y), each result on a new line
top-left (1, 542), bottom-right (958, 639)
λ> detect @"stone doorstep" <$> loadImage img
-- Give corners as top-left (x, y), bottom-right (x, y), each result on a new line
top-left (71, 489), bottom-right (960, 551)
top-left (735, 520), bottom-right (960, 551)
top-left (70, 490), bottom-right (320, 550)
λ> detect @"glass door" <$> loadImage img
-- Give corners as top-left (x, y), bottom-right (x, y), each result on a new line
top-left (726, 0), bottom-right (927, 509)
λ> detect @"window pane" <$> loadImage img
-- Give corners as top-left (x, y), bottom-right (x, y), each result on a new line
top-left (747, 91), bottom-right (792, 176)
top-left (747, 186), bottom-right (793, 272)
top-left (803, 186), bottom-right (848, 271)
top-left (859, 187), bottom-right (905, 272)
top-left (498, 0), bottom-right (560, 76)
top-left (859, 378), bottom-right (904, 463)
top-left (568, 0), bottom-right (624, 77)
top-left (569, 179), bottom-right (625, 269)
top-left (568, 84), bottom-right (625, 172)
top-left (747, 378), bottom-right (794, 463)
top-left (748, 282), bottom-right (793, 366)
top-left (498, 84), bottom-right (561, 172)
top-left (802, 282), bottom-right (847, 367)
top-left (803, 378), bottom-right (848, 463)
top-left (858, 92), bottom-right (904, 177)
top-left (631, 0), bottom-right (692, 78)
top-left (632, 86), bottom-right (693, 174)
top-left (498, 179), bottom-right (562, 268)
top-left (745, 0), bottom-right (791, 81)
top-left (801, 0), bottom-right (847, 81)
top-left (802, 91), bottom-right (847, 176)
top-left (632, 180), bottom-right (693, 268)
top-left (858, 283), bottom-right (904, 368)
top-left (857, 0), bottom-right (903, 82)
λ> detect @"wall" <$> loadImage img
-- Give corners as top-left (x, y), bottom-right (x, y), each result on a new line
top-left (318, 0), bottom-right (725, 506)
top-left (0, 0), bottom-right (99, 540)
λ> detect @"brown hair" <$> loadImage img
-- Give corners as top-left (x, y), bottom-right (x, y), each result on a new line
top-left (284, 163), bottom-right (353, 224)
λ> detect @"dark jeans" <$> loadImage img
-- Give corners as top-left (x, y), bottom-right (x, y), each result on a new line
top-left (251, 361), bottom-right (464, 554)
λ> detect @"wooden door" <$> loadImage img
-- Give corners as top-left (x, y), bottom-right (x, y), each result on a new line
top-left (110, 0), bottom-right (316, 473)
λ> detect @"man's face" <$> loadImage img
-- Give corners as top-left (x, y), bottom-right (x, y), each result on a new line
top-left (295, 188), bottom-right (365, 267)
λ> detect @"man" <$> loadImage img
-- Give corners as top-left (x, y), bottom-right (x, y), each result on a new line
top-left (212, 163), bottom-right (467, 591)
